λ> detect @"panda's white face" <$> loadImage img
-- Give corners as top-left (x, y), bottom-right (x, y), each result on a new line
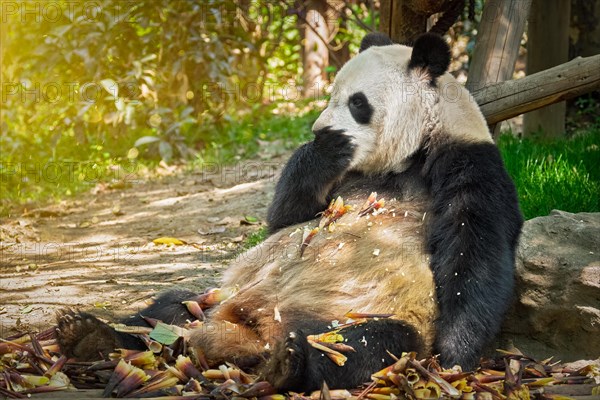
top-left (313, 43), bottom-right (491, 174)
top-left (313, 45), bottom-right (436, 174)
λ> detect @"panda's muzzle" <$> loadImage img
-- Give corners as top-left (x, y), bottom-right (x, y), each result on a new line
top-left (312, 107), bottom-right (333, 132)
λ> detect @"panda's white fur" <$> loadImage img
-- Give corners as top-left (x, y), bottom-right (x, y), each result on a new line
top-left (313, 44), bottom-right (491, 175)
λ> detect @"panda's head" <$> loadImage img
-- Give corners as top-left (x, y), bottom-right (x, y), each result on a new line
top-left (313, 33), bottom-right (492, 174)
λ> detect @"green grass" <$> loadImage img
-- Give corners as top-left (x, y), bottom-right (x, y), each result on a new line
top-left (498, 129), bottom-right (600, 220)
top-left (242, 226), bottom-right (268, 249)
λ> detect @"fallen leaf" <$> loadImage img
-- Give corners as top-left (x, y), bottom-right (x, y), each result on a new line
top-left (94, 301), bottom-right (111, 309)
top-left (22, 374), bottom-right (49, 386)
top-left (48, 371), bottom-right (70, 388)
top-left (20, 305), bottom-right (34, 314)
top-left (241, 216), bottom-right (259, 225)
top-left (153, 237), bottom-right (186, 246)
top-left (149, 322), bottom-right (186, 345)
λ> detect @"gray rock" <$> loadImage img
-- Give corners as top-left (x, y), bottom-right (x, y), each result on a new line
top-left (500, 210), bottom-right (600, 361)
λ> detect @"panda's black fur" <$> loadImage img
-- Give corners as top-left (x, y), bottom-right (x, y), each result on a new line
top-left (56, 33), bottom-right (523, 392)
top-left (267, 127), bottom-right (356, 232)
top-left (56, 290), bottom-right (199, 361)
top-left (408, 33), bottom-right (452, 84)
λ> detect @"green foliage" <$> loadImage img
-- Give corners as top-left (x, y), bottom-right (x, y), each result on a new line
top-left (498, 129), bottom-right (600, 220)
top-left (568, 94), bottom-right (600, 133)
top-left (0, 0), bottom-right (308, 215)
top-left (1, 0), bottom-right (302, 165)
top-left (243, 226), bottom-right (268, 250)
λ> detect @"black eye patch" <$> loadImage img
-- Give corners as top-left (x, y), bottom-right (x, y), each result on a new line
top-left (348, 92), bottom-right (373, 124)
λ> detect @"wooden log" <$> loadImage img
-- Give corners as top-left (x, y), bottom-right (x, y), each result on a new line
top-left (472, 54), bottom-right (600, 125)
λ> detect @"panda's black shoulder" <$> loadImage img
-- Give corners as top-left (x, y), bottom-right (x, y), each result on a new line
top-left (426, 141), bottom-right (514, 192)
top-left (425, 140), bottom-right (523, 243)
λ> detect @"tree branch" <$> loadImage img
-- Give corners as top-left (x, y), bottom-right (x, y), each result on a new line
top-left (339, 3), bottom-right (374, 33)
top-left (473, 55), bottom-right (600, 124)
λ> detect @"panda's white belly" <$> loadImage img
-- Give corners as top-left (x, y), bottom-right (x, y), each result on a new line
top-left (221, 197), bottom-right (438, 350)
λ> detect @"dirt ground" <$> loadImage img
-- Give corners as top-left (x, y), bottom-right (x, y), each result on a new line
top-left (0, 159), bottom-right (283, 337)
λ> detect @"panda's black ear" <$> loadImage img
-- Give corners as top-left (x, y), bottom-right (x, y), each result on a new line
top-left (408, 33), bottom-right (450, 81)
top-left (360, 32), bottom-right (394, 53)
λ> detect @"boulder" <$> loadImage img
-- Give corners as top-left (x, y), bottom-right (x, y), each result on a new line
top-left (500, 210), bottom-right (600, 361)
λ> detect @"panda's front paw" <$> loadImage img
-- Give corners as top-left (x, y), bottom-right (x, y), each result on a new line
top-left (56, 309), bottom-right (119, 361)
top-left (261, 331), bottom-right (309, 391)
top-left (313, 127), bottom-right (356, 164)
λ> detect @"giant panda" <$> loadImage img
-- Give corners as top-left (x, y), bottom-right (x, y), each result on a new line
top-left (56, 32), bottom-right (523, 392)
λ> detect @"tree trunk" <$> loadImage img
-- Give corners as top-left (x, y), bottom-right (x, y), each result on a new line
top-left (302, 0), bottom-right (330, 98)
top-left (466, 0), bottom-right (531, 92)
top-left (331, 14), bottom-right (350, 70)
top-left (523, 0), bottom-right (571, 138)
top-left (380, 0), bottom-right (428, 43)
top-left (379, 0), bottom-right (469, 44)
top-left (465, 0), bottom-right (531, 138)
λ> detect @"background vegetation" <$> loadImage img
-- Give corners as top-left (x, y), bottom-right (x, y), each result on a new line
top-left (1, 0), bottom-right (598, 220)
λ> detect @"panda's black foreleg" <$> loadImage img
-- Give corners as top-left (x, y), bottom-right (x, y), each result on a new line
top-left (262, 319), bottom-right (423, 392)
top-left (267, 127), bottom-right (355, 232)
top-left (56, 289), bottom-right (199, 360)
top-left (424, 142), bottom-right (523, 369)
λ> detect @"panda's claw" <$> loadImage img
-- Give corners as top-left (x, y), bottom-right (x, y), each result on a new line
top-left (261, 330), bottom-right (309, 391)
top-left (55, 309), bottom-right (119, 361)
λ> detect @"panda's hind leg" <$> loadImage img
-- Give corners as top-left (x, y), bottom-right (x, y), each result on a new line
top-left (120, 289), bottom-right (199, 326)
top-left (56, 309), bottom-right (145, 361)
top-left (56, 289), bottom-right (199, 360)
top-left (262, 319), bottom-right (424, 392)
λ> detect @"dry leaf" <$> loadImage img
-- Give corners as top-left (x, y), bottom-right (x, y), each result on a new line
top-left (152, 237), bottom-right (186, 246)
